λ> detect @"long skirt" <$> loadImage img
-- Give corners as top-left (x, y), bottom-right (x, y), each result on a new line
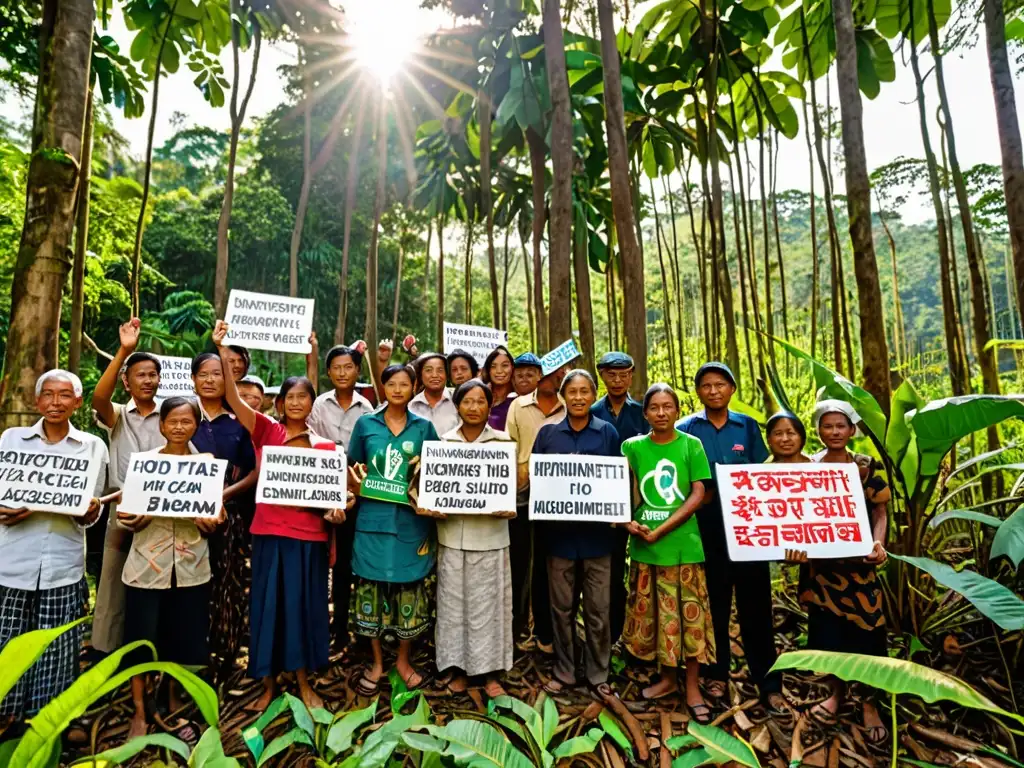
top-left (209, 497), bottom-right (252, 675)
top-left (352, 578), bottom-right (431, 641)
top-left (248, 534), bottom-right (329, 679)
top-left (435, 546), bottom-right (513, 677)
top-left (623, 562), bottom-right (716, 668)
top-left (800, 561), bottom-right (887, 657)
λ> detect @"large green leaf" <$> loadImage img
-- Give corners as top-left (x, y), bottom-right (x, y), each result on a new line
top-left (991, 504), bottom-right (1024, 568)
top-left (492, 694), bottom-right (544, 746)
top-left (423, 720), bottom-right (535, 768)
top-left (551, 728), bottom-right (605, 759)
top-left (672, 748), bottom-right (715, 768)
top-left (539, 694), bottom-right (558, 748)
top-left (686, 723), bottom-right (760, 767)
top-left (68, 733), bottom-right (190, 767)
top-left (927, 509), bottom-right (1003, 529)
top-left (189, 727), bottom-right (240, 768)
top-left (598, 710), bottom-right (634, 760)
top-left (242, 695), bottom-right (290, 760)
top-left (890, 554), bottom-right (1024, 630)
top-left (326, 698), bottom-right (379, 758)
top-left (358, 694), bottom-right (431, 767)
top-left (886, 379), bottom-right (924, 493)
top-left (771, 650), bottom-right (1024, 724)
top-left (0, 618), bottom-right (87, 704)
top-left (257, 726), bottom-right (313, 767)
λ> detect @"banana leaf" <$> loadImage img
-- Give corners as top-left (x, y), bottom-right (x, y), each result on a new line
top-left (257, 727), bottom-right (313, 767)
top-left (991, 504), bottom-right (1024, 569)
top-left (538, 694), bottom-right (558, 747)
top-left (886, 380), bottom-right (925, 495)
top-left (422, 720), bottom-right (535, 768)
top-left (491, 694), bottom-right (544, 747)
top-left (242, 695), bottom-right (290, 759)
top-left (0, 618), bottom-right (87, 704)
top-left (551, 728), bottom-right (604, 759)
top-left (672, 748), bottom-right (714, 768)
top-left (188, 727), bottom-right (240, 768)
top-left (685, 722), bottom-right (759, 766)
top-left (599, 709), bottom-right (634, 760)
top-left (326, 698), bottom-right (378, 757)
top-left (68, 733), bottom-right (191, 767)
top-left (946, 442), bottom-right (1019, 480)
top-left (927, 509), bottom-right (1003, 529)
top-left (358, 694), bottom-right (431, 767)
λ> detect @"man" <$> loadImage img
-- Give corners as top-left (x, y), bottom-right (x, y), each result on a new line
top-left (308, 344), bottom-right (374, 649)
top-left (591, 351), bottom-right (648, 643)
top-left (505, 360), bottom-right (567, 651)
top-left (409, 352), bottom-right (459, 436)
top-left (90, 318), bottom-right (164, 654)
top-left (238, 375), bottom-right (266, 412)
top-left (512, 353), bottom-right (543, 397)
top-left (0, 370), bottom-right (107, 724)
top-left (676, 362), bottom-right (783, 713)
top-left (446, 349), bottom-right (479, 388)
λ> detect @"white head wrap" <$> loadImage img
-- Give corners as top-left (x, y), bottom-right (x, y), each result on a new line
top-left (813, 399), bottom-right (861, 435)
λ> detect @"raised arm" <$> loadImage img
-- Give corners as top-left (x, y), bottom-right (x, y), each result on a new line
top-left (213, 320), bottom-right (257, 434)
top-left (370, 338), bottom-right (393, 404)
top-left (92, 319), bottom-right (140, 427)
top-left (306, 332), bottom-right (319, 388)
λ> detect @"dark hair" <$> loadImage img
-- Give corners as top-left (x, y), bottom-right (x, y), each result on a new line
top-left (159, 396), bottom-right (200, 422)
top-left (482, 346), bottom-right (514, 384)
top-left (326, 344), bottom-right (364, 369)
top-left (190, 352), bottom-right (222, 377)
top-left (453, 378), bottom-right (493, 408)
top-left (642, 383), bottom-right (680, 411)
top-left (766, 410), bottom-right (807, 446)
top-left (124, 351), bottom-right (161, 375)
top-left (276, 376), bottom-right (316, 402)
top-left (447, 349), bottom-right (480, 377)
top-left (226, 344), bottom-right (251, 375)
top-left (559, 368), bottom-right (597, 396)
top-left (381, 364), bottom-right (416, 387)
top-left (414, 352), bottom-right (447, 375)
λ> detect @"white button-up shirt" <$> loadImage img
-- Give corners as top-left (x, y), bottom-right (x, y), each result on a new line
top-left (308, 389), bottom-right (374, 450)
top-left (0, 420), bottom-right (109, 590)
top-left (409, 389), bottom-right (460, 437)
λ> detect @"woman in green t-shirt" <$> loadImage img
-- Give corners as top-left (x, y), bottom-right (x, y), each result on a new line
top-left (621, 384), bottom-right (715, 722)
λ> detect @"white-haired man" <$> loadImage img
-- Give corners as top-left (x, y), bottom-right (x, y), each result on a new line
top-left (0, 370), bottom-right (108, 725)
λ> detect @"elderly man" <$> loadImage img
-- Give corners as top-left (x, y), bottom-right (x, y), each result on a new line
top-left (512, 353), bottom-right (543, 397)
top-left (0, 370), bottom-right (108, 724)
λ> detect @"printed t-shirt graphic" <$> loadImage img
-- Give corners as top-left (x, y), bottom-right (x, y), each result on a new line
top-left (361, 437), bottom-right (417, 504)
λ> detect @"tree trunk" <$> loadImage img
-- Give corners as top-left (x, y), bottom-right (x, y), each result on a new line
top-left (365, 104), bottom-right (387, 348)
top-left (1, 0), bottom-right (94, 427)
top-left (289, 57), bottom-right (313, 299)
top-left (664, 174), bottom-right (687, 387)
top-left (984, 0), bottom-right (1024, 337)
top-left (875, 193), bottom-right (905, 368)
top-left (727, 152), bottom-right (756, 393)
top-left (480, 91), bottom-right (500, 327)
top-left (755, 101), bottom-right (777, 372)
top-left (651, 178), bottom-right (677, 387)
top-left (573, 214), bottom-right (597, 378)
top-left (335, 92), bottom-right (369, 345)
top-left (769, 129), bottom-right (790, 348)
top-left (392, 215), bottom-right (407, 339)
top-left (682, 167), bottom-right (710, 360)
top-left (737, 139), bottom-right (766, 381)
top-left (437, 213), bottom-right (446, 347)
top-left (831, 0), bottom-right (891, 410)
top-left (802, 94), bottom-right (820, 359)
top-left (598, 0), bottom-right (647, 394)
top-left (502, 224), bottom-right (514, 329)
top-left (526, 127), bottom-right (549, 351)
top-left (520, 220), bottom-right (536, 350)
top-left (69, 90), bottom-right (93, 376)
top-left (464, 220), bottom-right (475, 323)
top-left (215, 5), bottom-right (261, 316)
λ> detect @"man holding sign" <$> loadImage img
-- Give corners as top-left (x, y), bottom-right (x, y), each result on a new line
top-left (0, 370), bottom-right (107, 723)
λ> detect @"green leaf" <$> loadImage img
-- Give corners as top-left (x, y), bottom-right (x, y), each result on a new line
top-left (927, 509), bottom-right (1003, 529)
top-left (686, 722), bottom-right (760, 767)
top-left (0, 618), bottom-right (87, 704)
top-left (424, 720), bottom-right (535, 768)
top-left (257, 727), bottom-right (313, 767)
top-left (326, 698), bottom-right (378, 757)
top-left (551, 728), bottom-right (604, 759)
top-left (598, 710), bottom-right (634, 760)
top-left (540, 695), bottom-right (558, 748)
top-left (492, 695), bottom-right (544, 746)
top-left (991, 504), bottom-right (1024, 568)
top-left (672, 747), bottom-right (714, 768)
top-left (907, 635), bottom-right (929, 658)
top-left (358, 694), bottom-right (431, 766)
top-left (242, 695), bottom-right (290, 760)
top-left (388, 668), bottom-right (419, 713)
top-left (665, 735), bottom-right (698, 750)
top-left (69, 733), bottom-right (190, 766)
top-left (189, 727), bottom-right (240, 768)
top-left (283, 692), bottom-right (315, 739)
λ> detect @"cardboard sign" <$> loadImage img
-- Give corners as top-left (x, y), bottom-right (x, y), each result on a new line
top-left (119, 453), bottom-right (228, 518)
top-left (417, 441), bottom-right (516, 514)
top-left (0, 449), bottom-right (104, 516)
top-left (223, 290), bottom-right (314, 354)
top-left (715, 463), bottom-right (873, 561)
top-left (540, 339), bottom-right (581, 376)
top-left (442, 322), bottom-right (508, 366)
top-left (154, 356), bottom-right (194, 399)
top-left (528, 454), bottom-right (631, 523)
top-left (256, 447), bottom-right (347, 509)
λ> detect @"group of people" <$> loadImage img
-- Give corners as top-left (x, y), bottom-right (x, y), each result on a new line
top-left (0, 317), bottom-right (891, 748)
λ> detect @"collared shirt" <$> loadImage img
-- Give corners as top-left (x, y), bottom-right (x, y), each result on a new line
top-left (98, 399), bottom-right (164, 490)
top-left (505, 389), bottom-right (565, 489)
top-left (591, 394), bottom-right (648, 443)
top-left (676, 408), bottom-right (768, 493)
top-left (436, 424), bottom-right (513, 552)
top-left (308, 389), bottom-right (374, 450)
top-left (409, 389), bottom-right (460, 437)
top-left (191, 406), bottom-right (256, 484)
top-left (0, 420), bottom-right (108, 590)
top-left (532, 415), bottom-right (621, 560)
top-left (120, 446), bottom-right (214, 590)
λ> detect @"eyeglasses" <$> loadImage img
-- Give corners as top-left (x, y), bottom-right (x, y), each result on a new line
top-left (602, 371), bottom-right (632, 382)
top-left (195, 372), bottom-right (223, 381)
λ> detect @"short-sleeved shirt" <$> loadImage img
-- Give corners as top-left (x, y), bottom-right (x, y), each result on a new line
top-left (488, 393), bottom-right (517, 431)
top-left (191, 406), bottom-right (256, 484)
top-left (99, 399), bottom-right (164, 489)
top-left (0, 420), bottom-right (108, 590)
top-left (592, 394), bottom-right (648, 443)
top-left (506, 389), bottom-right (565, 490)
top-left (676, 409), bottom-right (768, 495)
top-left (308, 389), bottom-right (374, 450)
top-left (621, 432), bottom-right (712, 565)
top-left (250, 411), bottom-right (336, 542)
top-left (409, 389), bottom-right (460, 438)
top-left (532, 415), bottom-right (621, 560)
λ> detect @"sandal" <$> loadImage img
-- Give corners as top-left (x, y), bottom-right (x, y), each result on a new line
top-left (483, 680), bottom-right (506, 698)
top-left (864, 723), bottom-right (889, 749)
top-left (703, 680), bottom-right (727, 700)
top-left (688, 703), bottom-right (713, 725)
top-left (399, 668), bottom-right (428, 692)
top-left (543, 676), bottom-right (573, 695)
top-left (356, 671), bottom-right (381, 697)
top-left (164, 719), bottom-right (201, 751)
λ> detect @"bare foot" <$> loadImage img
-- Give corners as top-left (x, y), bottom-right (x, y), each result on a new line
top-left (300, 686), bottom-right (324, 712)
top-left (447, 675), bottom-right (469, 694)
top-left (395, 660), bottom-right (425, 690)
top-left (642, 677), bottom-right (678, 701)
top-left (483, 678), bottom-right (505, 698)
top-left (127, 712), bottom-right (148, 741)
top-left (704, 679), bottom-right (727, 699)
top-left (245, 681), bottom-right (276, 713)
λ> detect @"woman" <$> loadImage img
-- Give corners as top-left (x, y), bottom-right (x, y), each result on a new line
top-left (424, 379), bottom-right (515, 699)
top-left (791, 400), bottom-right (889, 746)
top-left (765, 410), bottom-right (810, 464)
top-left (446, 349), bottom-right (479, 388)
top-left (190, 353), bottom-right (258, 678)
top-left (620, 384), bottom-right (715, 722)
top-left (481, 346), bottom-right (516, 430)
top-left (348, 363), bottom-right (439, 695)
top-left (212, 320), bottom-right (349, 712)
top-left (222, 344), bottom-right (251, 382)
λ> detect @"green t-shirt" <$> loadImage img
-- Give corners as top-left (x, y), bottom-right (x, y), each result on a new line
top-left (621, 432), bottom-right (712, 566)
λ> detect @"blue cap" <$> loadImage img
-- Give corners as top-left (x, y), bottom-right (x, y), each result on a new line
top-left (597, 351), bottom-right (634, 370)
top-left (694, 361), bottom-right (736, 388)
top-left (513, 352), bottom-right (543, 369)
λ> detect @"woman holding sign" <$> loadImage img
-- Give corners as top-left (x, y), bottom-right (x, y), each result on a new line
top-left (620, 384), bottom-right (715, 722)
top-left (212, 320), bottom-right (348, 713)
top-left (347, 363), bottom-right (439, 696)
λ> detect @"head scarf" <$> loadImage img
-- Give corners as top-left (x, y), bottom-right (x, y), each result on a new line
top-left (813, 399), bottom-right (861, 435)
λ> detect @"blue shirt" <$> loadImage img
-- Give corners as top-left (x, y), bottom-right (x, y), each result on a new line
top-left (533, 415), bottom-right (622, 560)
top-left (591, 394), bottom-right (648, 443)
top-left (191, 410), bottom-right (257, 482)
top-left (676, 409), bottom-right (768, 494)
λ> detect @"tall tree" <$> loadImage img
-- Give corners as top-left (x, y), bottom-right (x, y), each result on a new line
top-left (334, 91), bottom-right (369, 344)
top-left (69, 90), bottom-right (94, 375)
top-left (480, 92), bottom-right (501, 327)
top-left (365, 102), bottom-right (387, 348)
top-left (526, 127), bottom-right (548, 351)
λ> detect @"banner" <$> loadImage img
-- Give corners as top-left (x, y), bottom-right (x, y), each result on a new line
top-left (155, 356), bottom-right (194, 399)
top-left (528, 454), bottom-right (630, 523)
top-left (442, 322), bottom-right (508, 365)
top-left (223, 289), bottom-right (314, 354)
top-left (119, 453), bottom-right (228, 518)
top-left (715, 463), bottom-right (873, 561)
top-left (256, 446), bottom-right (348, 509)
top-left (417, 441), bottom-right (516, 514)
top-left (540, 339), bottom-right (581, 376)
top-left (0, 450), bottom-right (104, 516)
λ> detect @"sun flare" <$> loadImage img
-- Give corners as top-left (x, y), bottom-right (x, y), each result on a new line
top-left (345, 1), bottom-right (424, 87)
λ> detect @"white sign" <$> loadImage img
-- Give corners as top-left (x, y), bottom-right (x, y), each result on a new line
top-left (223, 290), bottom-right (314, 354)
top-left (417, 441), bottom-right (516, 514)
top-left (715, 463), bottom-right (873, 561)
top-left (155, 356), bottom-right (194, 399)
top-left (528, 454), bottom-right (630, 522)
top-left (0, 450), bottom-right (103, 516)
top-left (119, 453), bottom-right (228, 518)
top-left (442, 322), bottom-right (508, 366)
top-left (256, 446), bottom-right (348, 509)
top-left (540, 339), bottom-right (581, 376)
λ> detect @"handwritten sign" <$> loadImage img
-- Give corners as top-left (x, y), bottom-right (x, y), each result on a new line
top-left (223, 290), bottom-right (314, 354)
top-left (715, 463), bottom-right (873, 561)
top-left (540, 339), bottom-right (581, 376)
top-left (155, 356), bottom-right (194, 399)
top-left (120, 453), bottom-right (228, 518)
top-left (442, 322), bottom-right (508, 366)
top-left (256, 446), bottom-right (347, 509)
top-left (418, 441), bottom-right (516, 514)
top-left (528, 454), bottom-right (630, 522)
top-left (0, 450), bottom-right (103, 516)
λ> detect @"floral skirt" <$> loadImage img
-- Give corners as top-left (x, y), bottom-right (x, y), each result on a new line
top-left (623, 562), bottom-right (715, 667)
top-left (352, 577), bottom-right (432, 640)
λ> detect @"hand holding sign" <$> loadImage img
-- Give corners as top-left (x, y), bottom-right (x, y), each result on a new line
top-left (120, 453), bottom-right (228, 519)
top-left (212, 319), bottom-right (229, 348)
top-left (0, 507), bottom-right (32, 526)
top-left (195, 506), bottom-right (227, 535)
